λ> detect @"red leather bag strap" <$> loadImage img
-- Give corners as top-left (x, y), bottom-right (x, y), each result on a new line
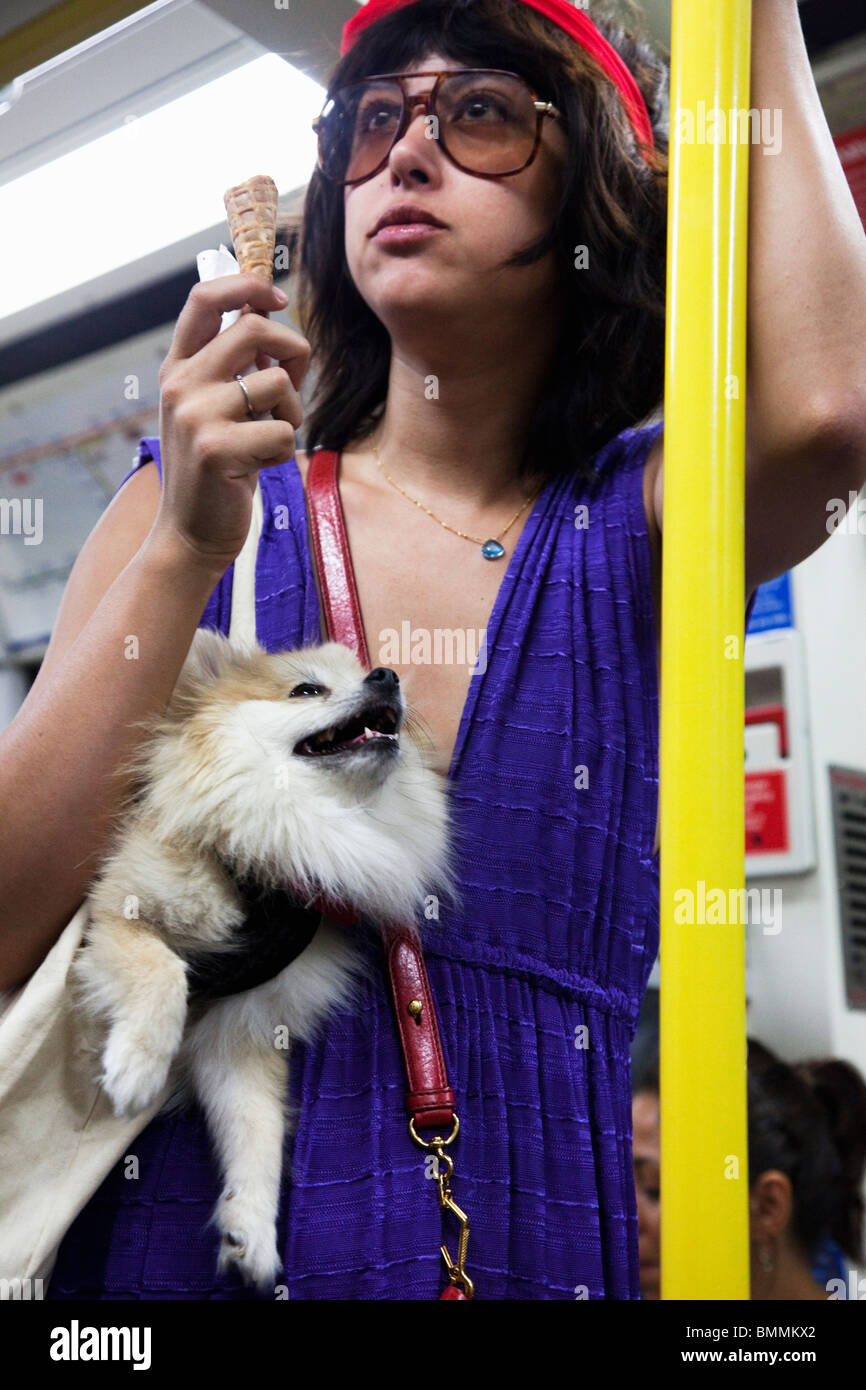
top-left (305, 446), bottom-right (370, 668)
top-left (305, 447), bottom-right (456, 1133)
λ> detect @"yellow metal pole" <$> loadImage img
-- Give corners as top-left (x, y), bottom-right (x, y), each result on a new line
top-left (659, 0), bottom-right (752, 1299)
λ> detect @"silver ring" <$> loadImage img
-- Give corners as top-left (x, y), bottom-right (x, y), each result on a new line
top-left (235, 374), bottom-right (255, 419)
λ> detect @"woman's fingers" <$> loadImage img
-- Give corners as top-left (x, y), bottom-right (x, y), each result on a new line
top-left (186, 311), bottom-right (312, 392)
top-left (165, 273), bottom-right (286, 363)
top-left (218, 366), bottom-right (303, 429)
top-left (201, 418), bottom-right (300, 470)
top-left (151, 273), bottom-right (309, 573)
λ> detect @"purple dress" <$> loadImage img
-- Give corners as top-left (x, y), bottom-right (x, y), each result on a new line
top-left (46, 420), bottom-right (719, 1300)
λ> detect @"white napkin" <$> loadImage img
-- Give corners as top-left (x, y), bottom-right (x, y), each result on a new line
top-left (196, 244), bottom-right (267, 416)
top-left (196, 244), bottom-right (244, 334)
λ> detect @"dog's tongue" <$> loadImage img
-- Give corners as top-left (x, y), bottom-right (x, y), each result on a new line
top-left (304, 723), bottom-right (397, 755)
top-left (329, 728), bottom-right (369, 751)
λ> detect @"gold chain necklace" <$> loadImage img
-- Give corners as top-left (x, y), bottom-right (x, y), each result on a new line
top-left (370, 432), bottom-right (543, 560)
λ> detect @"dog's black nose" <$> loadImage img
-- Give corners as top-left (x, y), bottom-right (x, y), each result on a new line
top-left (364, 667), bottom-right (400, 690)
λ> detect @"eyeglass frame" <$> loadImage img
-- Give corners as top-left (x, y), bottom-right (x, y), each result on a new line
top-left (311, 68), bottom-right (563, 186)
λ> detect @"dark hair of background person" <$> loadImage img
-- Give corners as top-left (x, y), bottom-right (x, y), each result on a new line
top-left (634, 1040), bottom-right (866, 1266)
top-left (291, 0), bottom-right (670, 487)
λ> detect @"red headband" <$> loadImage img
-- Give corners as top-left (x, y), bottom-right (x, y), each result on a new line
top-left (340, 0), bottom-right (655, 160)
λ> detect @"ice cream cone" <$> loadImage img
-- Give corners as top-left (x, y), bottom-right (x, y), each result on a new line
top-left (223, 175), bottom-right (279, 281)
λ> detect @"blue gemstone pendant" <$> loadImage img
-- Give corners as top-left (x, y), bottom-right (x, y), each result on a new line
top-left (481, 539), bottom-right (506, 560)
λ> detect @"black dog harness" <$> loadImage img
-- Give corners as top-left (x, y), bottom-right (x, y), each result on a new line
top-left (184, 860), bottom-right (325, 1001)
top-left (183, 857), bottom-right (361, 1002)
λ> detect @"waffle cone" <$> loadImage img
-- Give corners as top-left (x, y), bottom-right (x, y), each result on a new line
top-left (223, 175), bottom-right (279, 280)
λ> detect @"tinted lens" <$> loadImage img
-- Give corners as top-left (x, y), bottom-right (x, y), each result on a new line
top-left (437, 72), bottom-right (538, 174)
top-left (316, 72), bottom-right (540, 183)
top-left (317, 79), bottom-right (404, 184)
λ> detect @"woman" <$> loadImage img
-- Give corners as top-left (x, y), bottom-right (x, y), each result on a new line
top-left (633, 1043), bottom-right (866, 1300)
top-left (3, 0), bottom-right (863, 1299)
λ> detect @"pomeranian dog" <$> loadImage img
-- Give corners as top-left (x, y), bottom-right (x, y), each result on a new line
top-left (72, 627), bottom-right (457, 1290)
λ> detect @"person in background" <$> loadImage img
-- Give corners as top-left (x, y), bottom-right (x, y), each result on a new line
top-left (632, 1039), bottom-right (866, 1299)
top-left (631, 1066), bottom-right (662, 1299)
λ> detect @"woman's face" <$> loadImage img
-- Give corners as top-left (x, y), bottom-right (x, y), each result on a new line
top-left (343, 50), bottom-right (569, 348)
top-left (632, 1090), bottom-right (661, 1299)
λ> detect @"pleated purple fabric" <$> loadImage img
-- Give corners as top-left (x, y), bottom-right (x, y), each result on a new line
top-left (46, 420), bottom-right (711, 1300)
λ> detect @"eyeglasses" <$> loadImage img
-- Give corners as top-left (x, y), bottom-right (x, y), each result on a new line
top-left (312, 68), bottom-right (563, 186)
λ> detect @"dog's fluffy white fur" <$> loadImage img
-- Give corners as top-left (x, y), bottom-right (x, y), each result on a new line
top-left (72, 628), bottom-right (457, 1290)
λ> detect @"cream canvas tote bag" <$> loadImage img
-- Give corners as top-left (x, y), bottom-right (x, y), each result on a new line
top-left (0, 477), bottom-right (264, 1289)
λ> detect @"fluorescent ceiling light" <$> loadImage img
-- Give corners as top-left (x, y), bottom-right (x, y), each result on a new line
top-left (0, 53), bottom-right (324, 320)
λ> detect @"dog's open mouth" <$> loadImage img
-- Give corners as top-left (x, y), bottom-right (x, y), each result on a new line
top-left (294, 701), bottom-right (400, 757)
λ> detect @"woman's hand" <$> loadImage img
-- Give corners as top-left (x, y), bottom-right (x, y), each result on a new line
top-left (152, 272), bottom-right (311, 574)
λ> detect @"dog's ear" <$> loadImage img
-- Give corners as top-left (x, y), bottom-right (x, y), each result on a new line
top-left (177, 627), bottom-right (241, 689)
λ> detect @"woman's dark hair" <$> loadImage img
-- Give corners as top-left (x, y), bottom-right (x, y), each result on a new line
top-left (294, 0), bottom-right (669, 485)
top-left (635, 1054), bottom-right (659, 1095)
top-left (634, 1040), bottom-right (866, 1265)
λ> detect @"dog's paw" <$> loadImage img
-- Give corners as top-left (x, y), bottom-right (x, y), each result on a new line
top-left (215, 1189), bottom-right (282, 1291)
top-left (100, 1026), bottom-right (174, 1117)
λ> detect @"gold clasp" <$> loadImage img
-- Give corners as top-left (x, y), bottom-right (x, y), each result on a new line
top-left (409, 1113), bottom-right (459, 1150)
top-left (409, 1112), bottom-right (474, 1299)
